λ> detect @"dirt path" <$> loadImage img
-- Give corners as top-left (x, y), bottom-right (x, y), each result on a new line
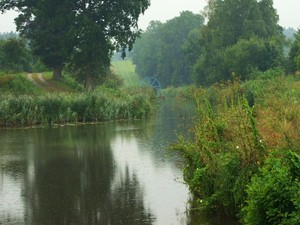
top-left (27, 73), bottom-right (43, 87)
top-left (27, 73), bottom-right (65, 92)
top-left (37, 73), bottom-right (47, 84)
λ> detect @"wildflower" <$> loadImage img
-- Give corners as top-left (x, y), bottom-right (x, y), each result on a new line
top-left (236, 146), bottom-right (239, 149)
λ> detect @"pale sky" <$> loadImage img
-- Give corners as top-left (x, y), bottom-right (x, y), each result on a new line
top-left (0, 0), bottom-right (299, 33)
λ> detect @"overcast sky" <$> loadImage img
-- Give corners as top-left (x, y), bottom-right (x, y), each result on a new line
top-left (0, 0), bottom-right (299, 33)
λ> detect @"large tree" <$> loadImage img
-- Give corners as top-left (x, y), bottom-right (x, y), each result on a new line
top-left (193, 0), bottom-right (284, 85)
top-left (0, 0), bottom-right (150, 88)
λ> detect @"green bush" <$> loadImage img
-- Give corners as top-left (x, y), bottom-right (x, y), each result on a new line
top-left (243, 150), bottom-right (300, 225)
top-left (171, 79), bottom-right (265, 215)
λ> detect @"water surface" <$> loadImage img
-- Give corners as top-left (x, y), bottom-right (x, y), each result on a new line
top-left (0, 100), bottom-right (237, 225)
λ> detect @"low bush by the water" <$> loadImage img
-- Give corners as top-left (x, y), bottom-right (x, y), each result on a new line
top-left (0, 86), bottom-right (156, 127)
top-left (172, 74), bottom-right (300, 222)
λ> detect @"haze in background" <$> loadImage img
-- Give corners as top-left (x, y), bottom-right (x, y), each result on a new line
top-left (0, 0), bottom-right (299, 33)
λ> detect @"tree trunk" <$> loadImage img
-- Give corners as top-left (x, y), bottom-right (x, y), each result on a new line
top-left (53, 66), bottom-right (63, 80)
top-left (85, 74), bottom-right (94, 90)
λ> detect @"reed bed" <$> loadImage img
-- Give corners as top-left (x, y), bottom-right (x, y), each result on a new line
top-left (0, 86), bottom-right (156, 127)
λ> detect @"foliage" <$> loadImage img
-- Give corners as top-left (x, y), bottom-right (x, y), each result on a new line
top-left (223, 37), bottom-right (283, 80)
top-left (0, 73), bottom-right (40, 95)
top-left (242, 150), bottom-right (300, 225)
top-left (0, 87), bottom-right (156, 127)
top-left (161, 85), bottom-right (195, 100)
top-left (288, 29), bottom-right (300, 73)
top-left (0, 0), bottom-right (150, 87)
top-left (0, 38), bottom-right (31, 72)
top-left (192, 0), bottom-right (284, 85)
top-left (132, 11), bottom-right (205, 87)
top-left (171, 78), bottom-right (265, 215)
top-left (171, 74), bottom-right (300, 223)
top-left (61, 73), bottom-right (85, 92)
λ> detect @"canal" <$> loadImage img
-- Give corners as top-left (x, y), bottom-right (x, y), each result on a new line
top-left (0, 100), bottom-right (237, 225)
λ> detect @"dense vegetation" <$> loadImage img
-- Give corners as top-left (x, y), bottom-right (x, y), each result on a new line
top-left (132, 11), bottom-right (205, 86)
top-left (171, 74), bottom-right (300, 224)
top-left (1, 0), bottom-right (300, 223)
top-left (0, 69), bottom-right (156, 127)
top-left (130, 0), bottom-right (300, 223)
top-left (0, 86), bottom-right (155, 127)
top-left (132, 0), bottom-right (299, 88)
top-left (0, 0), bottom-right (150, 89)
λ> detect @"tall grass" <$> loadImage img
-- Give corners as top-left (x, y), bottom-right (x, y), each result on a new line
top-left (0, 73), bottom-right (40, 95)
top-left (161, 85), bottom-right (195, 99)
top-left (172, 78), bottom-right (265, 215)
top-left (172, 74), bottom-right (300, 223)
top-left (0, 86), bottom-right (156, 127)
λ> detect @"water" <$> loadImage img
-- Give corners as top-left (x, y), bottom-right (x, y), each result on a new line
top-left (0, 100), bottom-right (237, 225)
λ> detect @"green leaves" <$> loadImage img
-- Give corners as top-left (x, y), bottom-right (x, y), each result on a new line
top-left (0, 0), bottom-right (150, 88)
top-left (243, 150), bottom-right (300, 225)
top-left (0, 38), bottom-right (31, 72)
top-left (289, 30), bottom-right (300, 73)
top-left (192, 0), bottom-right (284, 86)
top-left (132, 11), bottom-right (204, 87)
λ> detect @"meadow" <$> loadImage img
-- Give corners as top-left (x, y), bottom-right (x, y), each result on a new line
top-left (111, 60), bottom-right (140, 87)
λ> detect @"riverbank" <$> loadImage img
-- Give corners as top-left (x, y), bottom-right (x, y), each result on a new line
top-left (0, 72), bottom-right (157, 127)
top-left (171, 74), bottom-right (300, 224)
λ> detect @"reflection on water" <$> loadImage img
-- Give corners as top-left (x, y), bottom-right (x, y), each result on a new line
top-left (0, 100), bottom-right (236, 225)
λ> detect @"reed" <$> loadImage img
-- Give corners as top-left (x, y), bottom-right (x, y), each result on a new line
top-left (0, 86), bottom-right (156, 127)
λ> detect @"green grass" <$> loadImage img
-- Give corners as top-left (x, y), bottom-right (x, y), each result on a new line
top-left (0, 72), bottom-right (41, 95)
top-left (111, 60), bottom-right (140, 87)
top-left (0, 86), bottom-right (156, 127)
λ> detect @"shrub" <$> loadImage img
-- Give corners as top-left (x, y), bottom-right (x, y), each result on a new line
top-left (172, 79), bottom-right (265, 215)
top-left (242, 150), bottom-right (300, 225)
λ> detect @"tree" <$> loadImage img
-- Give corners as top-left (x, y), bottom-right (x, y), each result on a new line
top-left (132, 11), bottom-right (204, 87)
top-left (223, 37), bottom-right (283, 80)
top-left (132, 21), bottom-right (163, 83)
top-left (192, 0), bottom-right (284, 85)
top-left (288, 30), bottom-right (300, 73)
top-left (0, 38), bottom-right (31, 72)
top-left (0, 0), bottom-right (150, 88)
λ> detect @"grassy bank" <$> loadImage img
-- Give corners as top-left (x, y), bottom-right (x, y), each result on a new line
top-left (0, 73), bottom-right (41, 95)
top-left (0, 86), bottom-right (156, 127)
top-left (0, 71), bottom-right (156, 127)
top-left (172, 74), bottom-right (300, 224)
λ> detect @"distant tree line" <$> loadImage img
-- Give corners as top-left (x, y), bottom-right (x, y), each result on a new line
top-left (0, 32), bottom-right (18, 40)
top-left (132, 11), bottom-right (205, 87)
top-left (132, 0), bottom-right (300, 87)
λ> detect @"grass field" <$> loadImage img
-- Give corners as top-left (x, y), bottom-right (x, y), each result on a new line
top-left (111, 60), bottom-right (140, 87)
